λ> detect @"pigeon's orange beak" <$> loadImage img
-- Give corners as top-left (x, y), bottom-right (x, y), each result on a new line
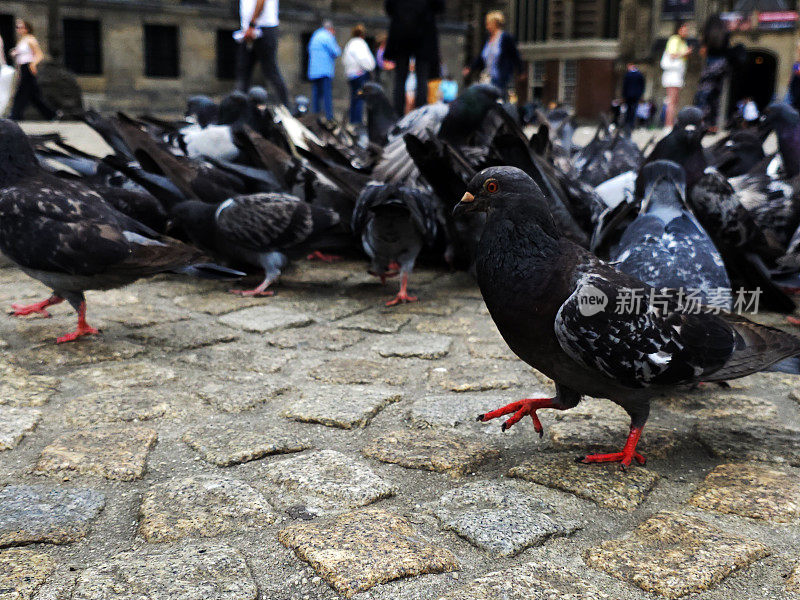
top-left (453, 191), bottom-right (475, 217)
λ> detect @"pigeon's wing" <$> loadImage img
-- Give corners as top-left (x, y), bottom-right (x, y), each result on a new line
top-left (553, 269), bottom-right (737, 388)
top-left (0, 179), bottom-right (201, 277)
top-left (215, 195), bottom-right (314, 251)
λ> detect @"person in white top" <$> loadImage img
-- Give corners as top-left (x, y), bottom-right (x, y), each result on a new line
top-left (236, 0), bottom-right (288, 105)
top-left (342, 24), bottom-right (376, 125)
top-left (10, 19), bottom-right (56, 121)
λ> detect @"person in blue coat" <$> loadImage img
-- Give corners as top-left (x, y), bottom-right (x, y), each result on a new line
top-left (622, 63), bottom-right (646, 132)
top-left (307, 20), bottom-right (341, 120)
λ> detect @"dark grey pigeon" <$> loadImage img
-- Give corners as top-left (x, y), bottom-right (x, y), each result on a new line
top-left (352, 183), bottom-right (437, 306)
top-left (172, 193), bottom-right (340, 297)
top-left (454, 165), bottom-right (800, 469)
top-left (612, 161), bottom-right (731, 308)
top-left (0, 119), bottom-right (237, 343)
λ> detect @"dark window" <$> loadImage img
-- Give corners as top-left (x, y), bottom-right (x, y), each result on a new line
top-left (300, 31), bottom-right (312, 82)
top-left (63, 19), bottom-right (102, 75)
top-left (0, 14), bottom-right (14, 64)
top-left (216, 29), bottom-right (238, 80)
top-left (144, 24), bottom-right (179, 78)
top-left (604, 0), bottom-right (620, 38)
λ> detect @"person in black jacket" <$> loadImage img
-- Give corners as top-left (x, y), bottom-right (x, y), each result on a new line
top-left (384, 0), bottom-right (444, 114)
top-left (694, 13), bottom-right (730, 132)
top-left (463, 11), bottom-right (520, 99)
top-left (622, 63), bottom-right (645, 132)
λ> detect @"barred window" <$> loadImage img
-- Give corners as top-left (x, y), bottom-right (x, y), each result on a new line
top-left (144, 24), bottom-right (179, 78)
top-left (64, 19), bottom-right (102, 75)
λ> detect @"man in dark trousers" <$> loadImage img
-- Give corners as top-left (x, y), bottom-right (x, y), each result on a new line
top-left (622, 63), bottom-right (645, 133)
top-left (237, 0), bottom-right (289, 106)
top-left (384, 0), bottom-right (444, 114)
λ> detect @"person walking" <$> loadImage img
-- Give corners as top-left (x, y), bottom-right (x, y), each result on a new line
top-left (661, 21), bottom-right (692, 129)
top-left (622, 63), bottom-right (645, 132)
top-left (374, 33), bottom-right (395, 83)
top-left (384, 0), bottom-right (444, 114)
top-left (462, 10), bottom-right (521, 98)
top-left (9, 19), bottom-right (57, 121)
top-left (236, 0), bottom-right (289, 106)
top-left (693, 13), bottom-right (730, 133)
top-left (307, 20), bottom-right (340, 121)
top-left (343, 24), bottom-right (376, 125)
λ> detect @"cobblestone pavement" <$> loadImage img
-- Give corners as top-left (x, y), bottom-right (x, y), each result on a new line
top-left (2, 124), bottom-right (800, 599)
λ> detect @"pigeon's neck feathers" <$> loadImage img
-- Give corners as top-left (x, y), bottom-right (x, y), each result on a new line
top-left (173, 200), bottom-right (217, 246)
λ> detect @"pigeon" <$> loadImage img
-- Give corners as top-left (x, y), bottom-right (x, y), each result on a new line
top-left (0, 119), bottom-right (238, 343)
top-left (762, 103), bottom-right (800, 178)
top-left (707, 130), bottom-right (766, 177)
top-left (359, 82), bottom-right (398, 146)
top-left (454, 165), bottom-right (800, 468)
top-left (185, 95), bottom-right (219, 128)
top-left (171, 193), bottom-right (340, 297)
top-left (352, 183), bottom-right (438, 305)
top-left (611, 160), bottom-right (731, 307)
top-left (642, 106), bottom-right (707, 191)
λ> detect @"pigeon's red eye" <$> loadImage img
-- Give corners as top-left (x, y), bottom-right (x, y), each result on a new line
top-left (485, 180), bottom-right (499, 193)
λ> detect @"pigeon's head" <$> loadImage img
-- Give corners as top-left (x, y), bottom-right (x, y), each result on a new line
top-left (170, 200), bottom-right (218, 246)
top-left (219, 91), bottom-right (250, 125)
top-left (673, 106), bottom-right (706, 145)
top-left (185, 95), bottom-right (218, 128)
top-left (455, 167), bottom-right (559, 235)
top-left (248, 86), bottom-right (270, 110)
top-left (0, 119), bottom-right (38, 185)
top-left (358, 82), bottom-right (388, 104)
top-left (762, 102), bottom-right (800, 133)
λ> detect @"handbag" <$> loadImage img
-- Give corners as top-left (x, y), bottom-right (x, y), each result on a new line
top-left (660, 50), bottom-right (682, 73)
top-left (0, 65), bottom-right (14, 115)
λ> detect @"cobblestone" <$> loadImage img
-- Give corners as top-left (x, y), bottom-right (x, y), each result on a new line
top-left (0, 406), bottom-right (41, 450)
top-left (282, 385), bottom-right (402, 428)
top-left (0, 547), bottom-right (56, 600)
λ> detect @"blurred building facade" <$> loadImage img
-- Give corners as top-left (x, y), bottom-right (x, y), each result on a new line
top-left (0, 0), bottom-right (479, 114)
top-left (511, 0), bottom-right (800, 120)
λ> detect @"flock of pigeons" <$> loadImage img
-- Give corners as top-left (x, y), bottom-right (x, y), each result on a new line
top-left (4, 82), bottom-right (800, 467)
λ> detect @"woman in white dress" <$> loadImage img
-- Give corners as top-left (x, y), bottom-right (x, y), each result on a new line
top-left (9, 19), bottom-right (57, 121)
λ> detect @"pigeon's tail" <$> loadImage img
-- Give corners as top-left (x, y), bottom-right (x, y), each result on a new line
top-left (172, 263), bottom-right (245, 280)
top-left (765, 356), bottom-right (800, 375)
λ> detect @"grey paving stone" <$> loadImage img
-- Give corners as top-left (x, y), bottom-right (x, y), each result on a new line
top-left (661, 393), bottom-right (778, 421)
top-left (548, 400), bottom-right (680, 459)
top-left (179, 343), bottom-right (290, 374)
top-left (0, 484), bottom-right (105, 546)
top-left (173, 292), bottom-right (273, 315)
top-left (0, 547), bottom-right (57, 600)
top-left (427, 361), bottom-right (540, 392)
top-left (508, 454), bottom-right (659, 511)
top-left (362, 428), bottom-right (500, 475)
top-left (71, 542), bottom-right (258, 599)
top-left (280, 260), bottom-right (358, 286)
top-left (270, 296), bottom-right (370, 322)
top-left (440, 562), bottom-right (613, 600)
top-left (788, 560), bottom-right (800, 595)
top-left (373, 333), bottom-right (452, 359)
top-left (139, 475), bottom-right (277, 542)
top-left (415, 316), bottom-right (478, 335)
top-left (337, 312), bottom-right (411, 333)
top-left (12, 338), bottom-right (145, 368)
top-left (0, 361), bottom-right (59, 406)
top-left (34, 426), bottom-right (158, 481)
top-left (63, 390), bottom-right (170, 425)
top-left (584, 511), bottom-right (770, 599)
top-left (183, 418), bottom-right (311, 466)
top-left (261, 449), bottom-right (396, 517)
top-left (694, 420), bottom-right (800, 465)
top-left (282, 385), bottom-right (402, 429)
top-left (98, 303), bottom-right (189, 329)
top-left (688, 462), bottom-right (800, 522)
top-left (74, 361), bottom-right (177, 390)
top-left (219, 305), bottom-right (314, 332)
top-left (308, 358), bottom-right (407, 385)
top-left (267, 326), bottom-right (364, 351)
top-left (128, 321), bottom-right (238, 350)
top-left (0, 406), bottom-right (41, 450)
top-left (466, 335), bottom-right (518, 360)
top-left (433, 480), bottom-right (581, 557)
top-left (197, 377), bottom-right (290, 413)
top-left (279, 508), bottom-right (458, 598)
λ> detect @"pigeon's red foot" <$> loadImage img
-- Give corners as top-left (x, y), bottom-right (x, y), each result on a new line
top-left (386, 290), bottom-right (418, 306)
top-left (56, 302), bottom-right (99, 344)
top-left (788, 316), bottom-right (800, 326)
top-left (306, 250), bottom-right (342, 263)
top-left (9, 296), bottom-right (64, 318)
top-left (579, 425), bottom-right (646, 470)
top-left (477, 397), bottom-right (560, 436)
top-left (229, 288), bottom-right (275, 297)
top-left (385, 273), bottom-right (417, 306)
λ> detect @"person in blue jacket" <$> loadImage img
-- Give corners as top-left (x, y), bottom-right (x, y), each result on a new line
top-left (307, 20), bottom-right (340, 120)
top-left (463, 11), bottom-right (520, 98)
top-left (622, 63), bottom-right (645, 133)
